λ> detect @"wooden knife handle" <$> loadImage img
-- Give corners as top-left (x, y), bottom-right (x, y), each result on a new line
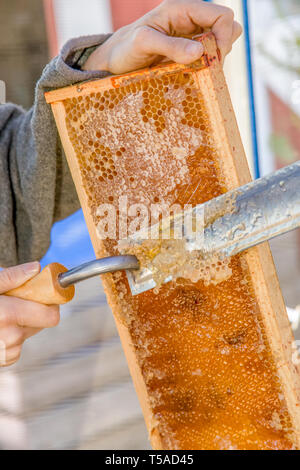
top-left (5, 263), bottom-right (75, 305)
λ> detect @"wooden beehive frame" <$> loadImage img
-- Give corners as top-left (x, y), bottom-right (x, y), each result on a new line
top-left (46, 33), bottom-right (300, 449)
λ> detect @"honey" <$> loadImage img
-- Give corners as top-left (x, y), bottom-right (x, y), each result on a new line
top-left (46, 35), bottom-right (299, 449)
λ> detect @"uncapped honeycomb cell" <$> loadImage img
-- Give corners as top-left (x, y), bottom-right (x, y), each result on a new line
top-left (63, 69), bottom-right (295, 450)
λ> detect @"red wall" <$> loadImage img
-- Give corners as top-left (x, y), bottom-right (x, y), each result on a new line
top-left (110, 0), bottom-right (162, 30)
top-left (268, 88), bottom-right (300, 169)
top-left (43, 0), bottom-right (59, 58)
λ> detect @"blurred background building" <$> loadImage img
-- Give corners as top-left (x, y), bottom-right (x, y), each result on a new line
top-left (0, 0), bottom-right (299, 449)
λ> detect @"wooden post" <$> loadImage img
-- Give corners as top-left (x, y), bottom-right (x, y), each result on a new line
top-left (45, 33), bottom-right (300, 450)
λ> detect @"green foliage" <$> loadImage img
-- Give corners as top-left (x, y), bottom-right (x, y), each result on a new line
top-left (269, 133), bottom-right (298, 163)
top-left (266, 0), bottom-right (300, 76)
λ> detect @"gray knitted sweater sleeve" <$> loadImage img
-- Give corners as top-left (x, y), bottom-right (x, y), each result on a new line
top-left (0, 34), bottom-right (112, 267)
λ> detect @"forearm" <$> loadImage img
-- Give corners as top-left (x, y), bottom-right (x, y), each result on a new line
top-left (0, 34), bottom-right (112, 267)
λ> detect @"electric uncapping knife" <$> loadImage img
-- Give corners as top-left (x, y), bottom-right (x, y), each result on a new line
top-left (4, 161), bottom-right (300, 304)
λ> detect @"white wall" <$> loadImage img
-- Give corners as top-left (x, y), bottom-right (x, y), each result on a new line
top-left (249, 0), bottom-right (275, 176)
top-left (212, 0), bottom-right (255, 177)
top-left (53, 0), bottom-right (113, 50)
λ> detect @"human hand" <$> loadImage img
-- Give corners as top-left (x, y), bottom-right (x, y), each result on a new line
top-left (0, 262), bottom-right (60, 367)
top-left (83, 0), bottom-right (242, 74)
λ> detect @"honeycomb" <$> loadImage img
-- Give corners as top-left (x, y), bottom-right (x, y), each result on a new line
top-left (62, 66), bottom-right (296, 450)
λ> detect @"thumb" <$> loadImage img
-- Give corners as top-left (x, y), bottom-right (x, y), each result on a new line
top-left (139, 27), bottom-right (204, 64)
top-left (0, 262), bottom-right (40, 294)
